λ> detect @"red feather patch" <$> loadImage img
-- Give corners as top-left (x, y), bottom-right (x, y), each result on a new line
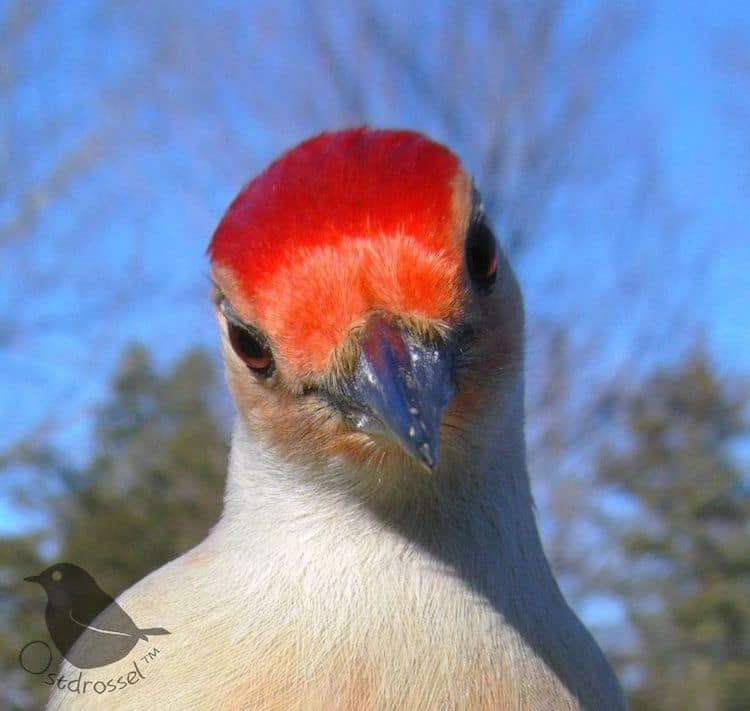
top-left (208, 128), bottom-right (470, 374)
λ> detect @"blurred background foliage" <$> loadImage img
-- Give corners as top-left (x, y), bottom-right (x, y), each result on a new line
top-left (1, 1), bottom-right (748, 709)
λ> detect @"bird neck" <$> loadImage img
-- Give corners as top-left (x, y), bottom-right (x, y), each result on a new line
top-left (217, 382), bottom-right (560, 603)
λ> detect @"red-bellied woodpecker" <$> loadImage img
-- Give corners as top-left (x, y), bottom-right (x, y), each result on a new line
top-left (48, 128), bottom-right (625, 710)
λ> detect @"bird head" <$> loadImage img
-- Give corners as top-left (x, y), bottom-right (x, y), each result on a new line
top-left (25, 562), bottom-right (98, 608)
top-left (208, 128), bottom-right (523, 500)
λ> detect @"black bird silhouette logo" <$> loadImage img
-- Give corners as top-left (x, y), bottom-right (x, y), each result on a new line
top-left (25, 562), bottom-right (170, 669)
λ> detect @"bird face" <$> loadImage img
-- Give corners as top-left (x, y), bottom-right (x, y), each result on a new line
top-left (209, 129), bottom-right (523, 495)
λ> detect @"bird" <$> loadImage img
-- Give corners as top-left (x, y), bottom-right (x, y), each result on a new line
top-left (25, 562), bottom-right (170, 669)
top-left (47, 128), bottom-right (626, 709)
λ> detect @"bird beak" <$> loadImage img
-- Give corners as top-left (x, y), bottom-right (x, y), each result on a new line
top-left (342, 316), bottom-right (455, 472)
top-left (24, 575), bottom-right (41, 584)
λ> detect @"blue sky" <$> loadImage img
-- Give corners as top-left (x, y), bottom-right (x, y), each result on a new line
top-left (638, 1), bottom-right (748, 369)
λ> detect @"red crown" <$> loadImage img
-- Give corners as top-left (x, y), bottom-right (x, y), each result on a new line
top-left (209, 128), bottom-right (470, 375)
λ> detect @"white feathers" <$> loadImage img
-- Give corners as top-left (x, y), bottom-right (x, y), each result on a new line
top-left (48, 414), bottom-right (624, 709)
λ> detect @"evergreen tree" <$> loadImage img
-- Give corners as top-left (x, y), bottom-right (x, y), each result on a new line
top-left (59, 346), bottom-right (227, 595)
top-left (600, 350), bottom-right (750, 711)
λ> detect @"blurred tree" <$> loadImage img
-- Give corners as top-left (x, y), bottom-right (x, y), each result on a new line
top-left (0, 534), bottom-right (49, 710)
top-left (0, 345), bottom-right (227, 710)
top-left (1, 1), bottom-right (106, 246)
top-left (59, 345), bottom-right (227, 595)
top-left (598, 350), bottom-right (750, 711)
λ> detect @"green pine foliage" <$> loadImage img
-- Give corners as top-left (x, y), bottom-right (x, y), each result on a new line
top-left (60, 346), bottom-right (227, 595)
top-left (600, 350), bottom-right (750, 711)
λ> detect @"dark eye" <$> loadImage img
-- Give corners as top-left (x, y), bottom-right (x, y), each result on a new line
top-left (227, 322), bottom-right (274, 376)
top-left (465, 219), bottom-right (498, 292)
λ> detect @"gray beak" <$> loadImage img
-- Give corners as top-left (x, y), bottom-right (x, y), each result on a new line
top-left (342, 315), bottom-right (455, 472)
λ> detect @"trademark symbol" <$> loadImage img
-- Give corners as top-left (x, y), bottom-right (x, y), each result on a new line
top-left (140, 647), bottom-right (160, 664)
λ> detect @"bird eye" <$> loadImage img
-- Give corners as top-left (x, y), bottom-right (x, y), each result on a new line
top-left (465, 218), bottom-right (498, 292)
top-left (52, 570), bottom-right (62, 581)
top-left (227, 322), bottom-right (274, 376)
